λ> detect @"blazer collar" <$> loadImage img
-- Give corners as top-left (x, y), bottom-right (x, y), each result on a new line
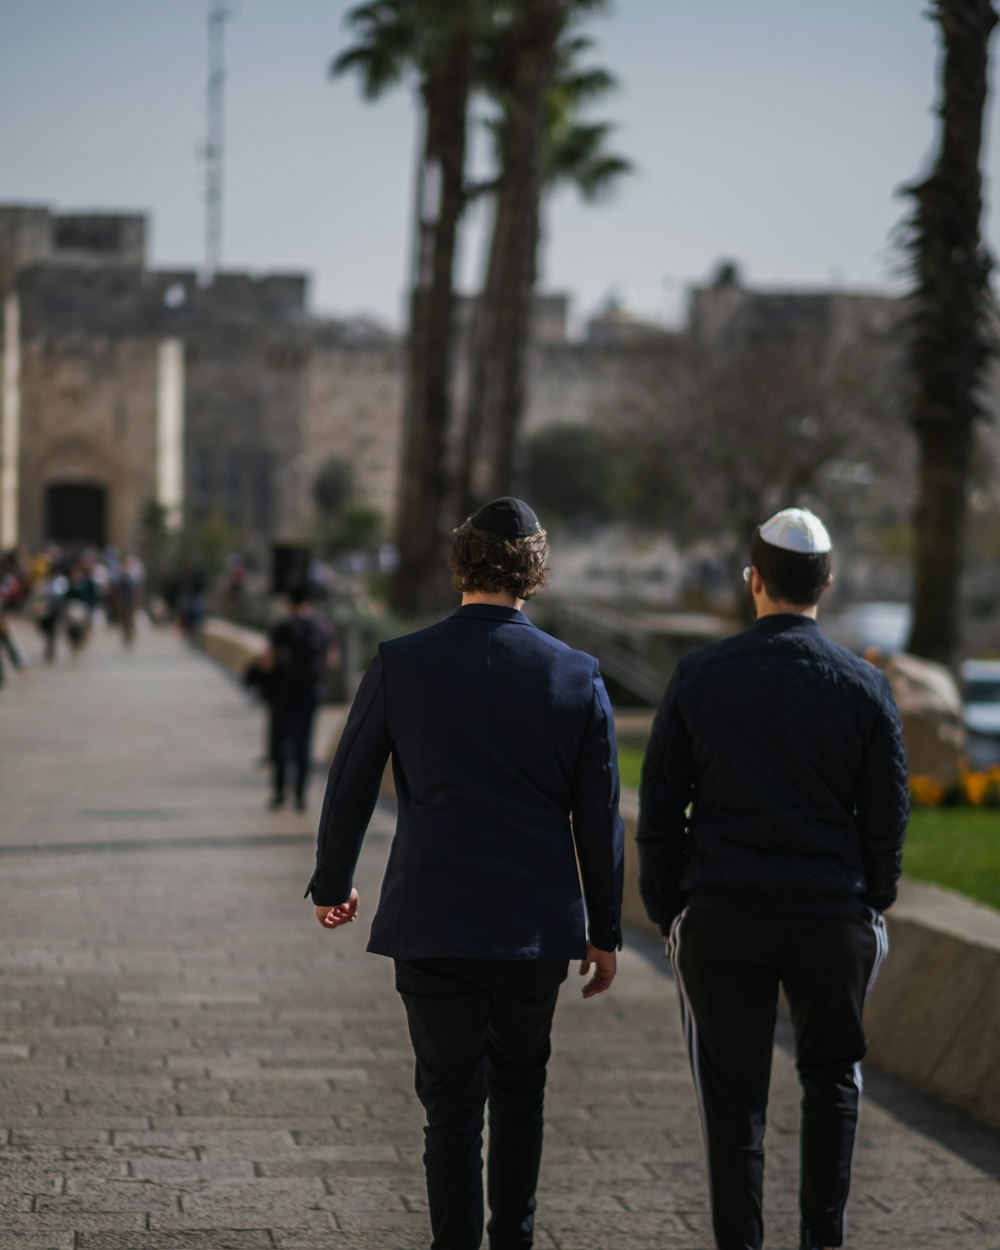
top-left (451, 604), bottom-right (535, 626)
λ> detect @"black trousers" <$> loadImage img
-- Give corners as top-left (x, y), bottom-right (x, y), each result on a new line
top-left (668, 906), bottom-right (887, 1250)
top-left (394, 957), bottom-right (568, 1250)
top-left (271, 695), bottom-right (317, 802)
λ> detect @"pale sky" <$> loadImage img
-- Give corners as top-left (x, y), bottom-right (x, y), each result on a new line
top-left (1, 0), bottom-right (997, 330)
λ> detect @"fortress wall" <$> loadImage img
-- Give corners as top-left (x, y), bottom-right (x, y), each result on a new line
top-left (304, 343), bottom-right (405, 529)
top-left (18, 331), bottom-right (160, 550)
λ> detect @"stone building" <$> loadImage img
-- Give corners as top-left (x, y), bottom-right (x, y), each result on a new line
top-left (1, 207), bottom-right (173, 552)
top-left (0, 200), bottom-right (671, 558)
top-left (0, 202), bottom-right (404, 556)
top-left (4, 199), bottom-right (935, 573)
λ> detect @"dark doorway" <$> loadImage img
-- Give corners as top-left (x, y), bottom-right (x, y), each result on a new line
top-left (45, 483), bottom-right (107, 546)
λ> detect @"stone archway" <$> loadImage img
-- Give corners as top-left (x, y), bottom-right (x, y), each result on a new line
top-left (23, 433), bottom-right (123, 549)
top-left (44, 481), bottom-right (107, 546)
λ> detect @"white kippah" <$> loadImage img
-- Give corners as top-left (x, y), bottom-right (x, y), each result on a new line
top-left (759, 507), bottom-right (832, 554)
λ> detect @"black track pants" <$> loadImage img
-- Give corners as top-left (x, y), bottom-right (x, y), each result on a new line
top-left (667, 907), bottom-right (887, 1250)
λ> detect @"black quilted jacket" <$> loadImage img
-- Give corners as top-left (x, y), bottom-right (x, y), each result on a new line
top-left (637, 614), bottom-right (909, 932)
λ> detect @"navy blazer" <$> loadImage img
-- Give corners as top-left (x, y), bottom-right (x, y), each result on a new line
top-left (306, 604), bottom-right (624, 960)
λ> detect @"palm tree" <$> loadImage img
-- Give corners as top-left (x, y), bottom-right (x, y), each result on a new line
top-left (458, 0), bottom-right (631, 514)
top-left (904, 0), bottom-right (997, 666)
top-left (332, 1), bottom-right (480, 614)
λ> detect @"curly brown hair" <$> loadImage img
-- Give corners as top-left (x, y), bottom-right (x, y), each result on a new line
top-left (449, 520), bottom-right (551, 600)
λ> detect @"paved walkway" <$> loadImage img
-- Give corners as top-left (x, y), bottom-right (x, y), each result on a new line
top-left (0, 625), bottom-right (997, 1249)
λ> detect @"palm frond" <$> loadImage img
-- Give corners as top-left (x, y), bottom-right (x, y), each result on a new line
top-left (555, 33), bottom-right (594, 61)
top-left (545, 118), bottom-right (632, 197)
top-left (344, 1), bottom-right (401, 25)
top-left (556, 65), bottom-right (618, 101)
top-left (572, 154), bottom-right (635, 201)
top-left (567, 0), bottom-right (613, 18)
top-left (331, 0), bottom-right (416, 97)
top-left (331, 43), bottom-right (409, 96)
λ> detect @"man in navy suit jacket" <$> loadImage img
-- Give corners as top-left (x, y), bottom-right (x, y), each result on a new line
top-left (307, 497), bottom-right (624, 1250)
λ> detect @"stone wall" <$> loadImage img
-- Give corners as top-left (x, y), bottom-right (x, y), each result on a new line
top-left (8, 199), bottom-right (961, 575)
top-left (524, 340), bottom-right (671, 436)
top-left (17, 331), bottom-right (160, 550)
top-left (304, 340), bottom-right (404, 529)
top-left (182, 319), bottom-right (310, 546)
top-left (864, 880), bottom-right (1000, 1131)
top-left (10, 259), bottom-right (315, 553)
top-left (0, 205), bottom-right (146, 291)
top-left (0, 205), bottom-right (51, 291)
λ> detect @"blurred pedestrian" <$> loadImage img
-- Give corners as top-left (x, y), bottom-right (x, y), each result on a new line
top-left (113, 554), bottom-right (144, 647)
top-left (64, 561), bottom-right (98, 653)
top-left (261, 584), bottom-right (331, 811)
top-left (0, 592), bottom-right (27, 690)
top-left (306, 497), bottom-right (624, 1250)
top-left (180, 563), bottom-right (208, 643)
top-left (0, 549), bottom-right (28, 611)
top-left (34, 569), bottom-right (67, 664)
top-left (243, 651), bottom-right (278, 769)
top-left (638, 508), bottom-right (909, 1250)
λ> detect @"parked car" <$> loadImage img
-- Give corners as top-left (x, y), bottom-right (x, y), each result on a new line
top-left (962, 659), bottom-right (1000, 768)
top-left (962, 660), bottom-right (1000, 736)
top-left (824, 601), bottom-right (911, 655)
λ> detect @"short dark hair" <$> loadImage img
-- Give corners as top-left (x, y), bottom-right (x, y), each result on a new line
top-left (449, 520), bottom-right (550, 600)
top-left (749, 528), bottom-right (831, 606)
top-left (288, 582), bottom-right (311, 607)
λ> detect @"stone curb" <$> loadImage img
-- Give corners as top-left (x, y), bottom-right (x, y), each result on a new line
top-left (200, 616), bottom-right (265, 681)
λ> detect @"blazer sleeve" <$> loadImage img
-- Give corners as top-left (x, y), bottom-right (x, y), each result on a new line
top-left (637, 664), bottom-right (694, 934)
top-left (570, 665), bottom-right (625, 952)
top-left (856, 672), bottom-right (909, 913)
top-left (304, 650), bottom-right (392, 906)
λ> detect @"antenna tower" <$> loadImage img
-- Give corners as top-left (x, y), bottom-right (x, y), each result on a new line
top-left (203, 0), bottom-right (231, 283)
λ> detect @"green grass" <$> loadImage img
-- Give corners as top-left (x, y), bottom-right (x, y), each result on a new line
top-left (902, 807), bottom-right (1000, 911)
top-left (618, 745), bottom-right (644, 789)
top-left (617, 747), bottom-right (999, 911)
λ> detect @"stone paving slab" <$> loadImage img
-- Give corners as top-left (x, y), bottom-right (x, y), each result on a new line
top-left (1, 627), bottom-right (998, 1248)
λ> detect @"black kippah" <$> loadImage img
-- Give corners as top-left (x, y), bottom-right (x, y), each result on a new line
top-left (469, 497), bottom-right (543, 537)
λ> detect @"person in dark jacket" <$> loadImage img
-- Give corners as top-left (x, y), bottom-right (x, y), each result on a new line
top-left (262, 584), bottom-right (332, 811)
top-left (0, 597), bottom-right (27, 689)
top-left (307, 497), bottom-right (624, 1250)
top-left (638, 507), bottom-right (908, 1250)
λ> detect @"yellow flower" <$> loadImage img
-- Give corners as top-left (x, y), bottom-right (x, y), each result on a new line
top-left (962, 771), bottom-right (990, 806)
top-left (909, 775), bottom-right (946, 807)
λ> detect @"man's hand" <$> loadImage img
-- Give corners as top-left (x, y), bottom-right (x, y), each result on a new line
top-left (579, 943), bottom-right (616, 998)
top-left (315, 890), bottom-right (359, 930)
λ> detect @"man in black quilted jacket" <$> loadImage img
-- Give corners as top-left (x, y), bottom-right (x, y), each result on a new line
top-left (638, 507), bottom-right (908, 1250)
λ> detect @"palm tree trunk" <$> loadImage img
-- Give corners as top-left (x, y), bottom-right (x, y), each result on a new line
top-left (456, 200), bottom-right (503, 520)
top-left (393, 24), bottom-right (472, 616)
top-left (487, 203), bottom-right (545, 500)
top-left (910, 422), bottom-right (975, 661)
top-left (906, 0), bottom-right (997, 666)
top-left (462, 0), bottom-right (566, 507)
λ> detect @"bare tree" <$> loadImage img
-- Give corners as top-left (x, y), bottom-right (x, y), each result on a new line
top-left (604, 296), bottom-right (910, 609)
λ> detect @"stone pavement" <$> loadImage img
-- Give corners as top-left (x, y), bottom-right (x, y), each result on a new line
top-left (0, 625), bottom-right (997, 1250)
